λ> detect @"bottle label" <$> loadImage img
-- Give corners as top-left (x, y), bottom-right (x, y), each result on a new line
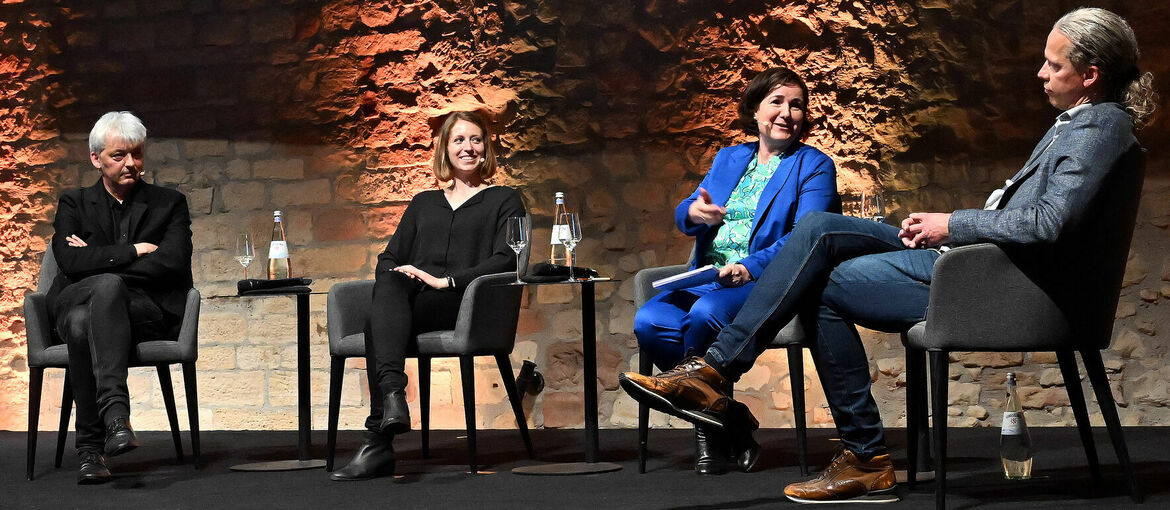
top-left (550, 225), bottom-right (568, 245)
top-left (269, 241), bottom-right (289, 258)
top-left (1002, 411), bottom-right (1022, 435)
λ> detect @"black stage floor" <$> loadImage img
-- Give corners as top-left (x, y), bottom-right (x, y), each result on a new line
top-left (3, 426), bottom-right (1168, 509)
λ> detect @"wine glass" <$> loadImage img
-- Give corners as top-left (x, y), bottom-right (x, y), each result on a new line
top-left (558, 212), bottom-right (582, 281)
top-left (861, 191), bottom-right (886, 223)
top-left (235, 234), bottom-right (255, 279)
top-left (505, 216), bottom-right (528, 284)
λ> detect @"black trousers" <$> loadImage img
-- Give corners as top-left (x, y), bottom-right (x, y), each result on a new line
top-left (363, 270), bottom-right (461, 432)
top-left (52, 273), bottom-right (169, 451)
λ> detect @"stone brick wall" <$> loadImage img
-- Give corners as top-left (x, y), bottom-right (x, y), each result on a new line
top-left (1, 0), bottom-right (1168, 434)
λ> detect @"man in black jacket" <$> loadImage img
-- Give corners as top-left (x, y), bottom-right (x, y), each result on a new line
top-left (48, 111), bottom-right (193, 484)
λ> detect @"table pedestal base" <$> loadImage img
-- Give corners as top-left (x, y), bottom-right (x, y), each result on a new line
top-left (230, 459), bottom-right (327, 472)
top-left (512, 461), bottom-right (622, 476)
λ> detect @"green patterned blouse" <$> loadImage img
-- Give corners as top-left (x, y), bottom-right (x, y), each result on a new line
top-left (704, 153), bottom-right (783, 267)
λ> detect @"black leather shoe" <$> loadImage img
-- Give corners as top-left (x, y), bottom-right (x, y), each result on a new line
top-left (104, 417), bottom-right (139, 457)
top-left (378, 390), bottom-right (410, 435)
top-left (77, 450), bottom-right (111, 485)
top-left (726, 401), bottom-right (761, 472)
top-left (694, 426), bottom-right (730, 475)
top-left (330, 433), bottom-right (395, 481)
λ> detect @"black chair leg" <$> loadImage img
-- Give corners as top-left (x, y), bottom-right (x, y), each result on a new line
top-left (787, 344), bottom-right (808, 475)
top-left (326, 356), bottom-right (344, 471)
top-left (1081, 349), bottom-right (1142, 503)
top-left (419, 356), bottom-right (431, 459)
top-left (157, 365), bottom-right (184, 463)
top-left (637, 350), bottom-right (652, 474)
top-left (55, 371), bottom-right (73, 469)
top-left (27, 367), bottom-right (44, 480)
top-left (905, 345), bottom-right (927, 489)
top-left (181, 362), bottom-right (200, 468)
top-left (459, 356), bottom-right (477, 473)
top-left (929, 350), bottom-right (949, 510)
top-left (495, 355), bottom-right (534, 457)
top-left (1057, 350), bottom-right (1100, 482)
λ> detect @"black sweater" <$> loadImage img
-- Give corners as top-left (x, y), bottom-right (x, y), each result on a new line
top-left (374, 186), bottom-right (526, 289)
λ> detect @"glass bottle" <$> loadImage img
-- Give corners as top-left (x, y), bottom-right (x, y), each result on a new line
top-left (267, 210), bottom-right (292, 279)
top-left (1000, 372), bottom-right (1033, 479)
top-left (549, 192), bottom-right (572, 266)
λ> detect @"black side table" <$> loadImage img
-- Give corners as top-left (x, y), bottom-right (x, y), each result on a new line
top-left (207, 291), bottom-right (327, 471)
top-left (509, 278), bottom-right (623, 476)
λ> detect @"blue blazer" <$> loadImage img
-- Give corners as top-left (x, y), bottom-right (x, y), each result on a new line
top-left (675, 141), bottom-right (838, 279)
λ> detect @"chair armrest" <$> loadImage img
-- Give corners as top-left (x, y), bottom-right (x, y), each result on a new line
top-left (326, 280), bottom-right (376, 349)
top-left (451, 272), bottom-right (523, 355)
top-left (174, 287), bottom-right (200, 362)
top-left (916, 243), bottom-right (1070, 351)
top-left (633, 264), bottom-right (689, 307)
top-left (24, 291), bottom-right (54, 367)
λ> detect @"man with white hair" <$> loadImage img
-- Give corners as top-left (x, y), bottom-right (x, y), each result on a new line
top-left (621, 7), bottom-right (1155, 504)
top-left (47, 111), bottom-right (193, 484)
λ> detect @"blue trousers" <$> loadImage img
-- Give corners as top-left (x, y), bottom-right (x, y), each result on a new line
top-left (634, 281), bottom-right (755, 371)
top-left (704, 211), bottom-right (939, 458)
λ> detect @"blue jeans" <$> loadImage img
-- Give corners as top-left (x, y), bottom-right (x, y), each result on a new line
top-left (634, 281), bottom-right (755, 371)
top-left (704, 211), bottom-right (939, 458)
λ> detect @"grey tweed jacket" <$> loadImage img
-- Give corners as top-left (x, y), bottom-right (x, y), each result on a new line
top-left (946, 101), bottom-right (1141, 320)
top-left (949, 101), bottom-right (1138, 246)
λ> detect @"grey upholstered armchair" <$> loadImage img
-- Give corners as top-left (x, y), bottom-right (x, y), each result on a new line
top-left (632, 261), bottom-right (809, 475)
top-left (23, 245), bottom-right (201, 480)
top-left (903, 147), bottom-right (1145, 509)
top-left (325, 235), bottom-right (534, 474)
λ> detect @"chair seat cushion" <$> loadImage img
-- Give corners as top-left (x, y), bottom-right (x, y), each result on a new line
top-left (32, 344), bottom-right (71, 368)
top-left (30, 340), bottom-right (190, 368)
top-left (333, 330), bottom-right (481, 358)
top-left (767, 317), bottom-right (805, 348)
top-left (335, 333), bottom-right (366, 358)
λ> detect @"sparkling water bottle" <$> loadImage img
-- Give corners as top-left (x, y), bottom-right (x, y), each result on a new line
top-left (549, 192), bottom-right (572, 266)
top-left (1000, 372), bottom-right (1033, 479)
top-left (267, 210), bottom-right (292, 279)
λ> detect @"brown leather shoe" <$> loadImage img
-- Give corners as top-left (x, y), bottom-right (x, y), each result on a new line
top-left (784, 449), bottom-right (898, 504)
top-left (619, 356), bottom-right (745, 429)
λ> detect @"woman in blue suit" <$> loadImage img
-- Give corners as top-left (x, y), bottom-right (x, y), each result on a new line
top-left (634, 67), bottom-right (838, 475)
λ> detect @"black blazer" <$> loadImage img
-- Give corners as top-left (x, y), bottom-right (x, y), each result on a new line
top-left (47, 179), bottom-right (193, 321)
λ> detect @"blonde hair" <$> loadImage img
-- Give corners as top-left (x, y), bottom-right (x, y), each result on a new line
top-left (432, 111), bottom-right (498, 182)
top-left (1056, 7), bottom-right (1158, 128)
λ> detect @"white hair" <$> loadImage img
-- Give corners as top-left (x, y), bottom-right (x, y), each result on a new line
top-left (88, 111), bottom-right (147, 153)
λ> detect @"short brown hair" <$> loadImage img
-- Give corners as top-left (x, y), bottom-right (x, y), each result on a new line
top-left (433, 110), bottom-right (499, 182)
top-left (737, 67), bottom-right (814, 137)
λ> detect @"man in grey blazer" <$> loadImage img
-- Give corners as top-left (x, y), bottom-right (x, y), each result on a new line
top-left (620, 7), bottom-right (1156, 504)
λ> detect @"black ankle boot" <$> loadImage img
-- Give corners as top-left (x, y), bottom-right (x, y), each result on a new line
top-left (330, 432), bottom-right (395, 481)
top-left (379, 390), bottom-right (410, 435)
top-left (694, 426), bottom-right (730, 475)
top-left (726, 401), bottom-right (762, 472)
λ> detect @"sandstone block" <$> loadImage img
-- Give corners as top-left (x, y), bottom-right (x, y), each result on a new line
top-left (183, 139), bottom-right (231, 158)
top-left (947, 381), bottom-right (981, 406)
top-left (297, 245), bottom-right (367, 275)
top-left (198, 312), bottom-right (248, 344)
top-left (220, 181), bottom-right (267, 211)
top-left (197, 345), bottom-right (236, 370)
top-left (542, 391), bottom-right (584, 428)
top-left (213, 408), bottom-right (297, 430)
top-left (199, 371), bottom-right (266, 406)
top-left (955, 352), bottom-right (1023, 368)
top-left (148, 139), bottom-right (181, 162)
top-left (272, 179), bottom-right (331, 206)
top-left (253, 158), bottom-right (306, 180)
top-left (311, 208), bottom-right (367, 242)
top-left (545, 341), bottom-right (583, 388)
